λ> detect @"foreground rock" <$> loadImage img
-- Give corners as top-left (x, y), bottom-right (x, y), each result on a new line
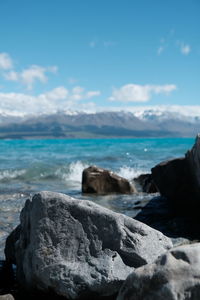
top-left (117, 243), bottom-right (200, 300)
top-left (135, 195), bottom-right (200, 245)
top-left (151, 135), bottom-right (200, 214)
top-left (5, 191), bottom-right (172, 299)
top-left (82, 166), bottom-right (136, 194)
top-left (0, 295), bottom-right (15, 300)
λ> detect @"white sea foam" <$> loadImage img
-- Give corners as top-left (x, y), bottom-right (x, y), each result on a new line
top-left (67, 161), bottom-right (89, 182)
top-left (56, 161), bottom-right (89, 185)
top-left (117, 166), bottom-right (146, 181)
top-left (0, 169), bottom-right (26, 181)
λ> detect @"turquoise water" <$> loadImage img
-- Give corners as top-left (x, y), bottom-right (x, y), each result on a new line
top-left (0, 137), bottom-right (195, 258)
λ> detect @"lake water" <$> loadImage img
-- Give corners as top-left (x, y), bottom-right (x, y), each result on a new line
top-left (0, 137), bottom-right (195, 259)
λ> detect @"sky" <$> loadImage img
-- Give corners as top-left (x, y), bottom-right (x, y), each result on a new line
top-left (0, 0), bottom-right (200, 115)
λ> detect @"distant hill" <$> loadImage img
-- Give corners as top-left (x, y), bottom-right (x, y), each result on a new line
top-left (0, 110), bottom-right (199, 139)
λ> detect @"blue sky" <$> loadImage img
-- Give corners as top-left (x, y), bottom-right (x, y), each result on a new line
top-left (0, 0), bottom-right (199, 115)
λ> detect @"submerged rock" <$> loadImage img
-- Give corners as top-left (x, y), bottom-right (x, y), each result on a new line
top-left (5, 191), bottom-right (172, 299)
top-left (82, 165), bottom-right (136, 194)
top-left (117, 243), bottom-right (200, 300)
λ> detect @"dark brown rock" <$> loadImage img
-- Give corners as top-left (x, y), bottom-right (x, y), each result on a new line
top-left (134, 173), bottom-right (158, 193)
top-left (82, 166), bottom-right (137, 194)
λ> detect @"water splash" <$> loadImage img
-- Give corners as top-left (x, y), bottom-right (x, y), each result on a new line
top-left (0, 169), bottom-right (26, 181)
top-left (117, 166), bottom-right (147, 181)
top-left (56, 161), bottom-right (89, 185)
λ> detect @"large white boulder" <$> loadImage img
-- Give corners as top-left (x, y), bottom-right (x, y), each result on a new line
top-left (6, 191), bottom-right (172, 299)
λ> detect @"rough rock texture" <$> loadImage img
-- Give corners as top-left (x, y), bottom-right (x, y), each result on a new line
top-left (117, 243), bottom-right (200, 300)
top-left (0, 295), bottom-right (15, 300)
top-left (133, 173), bottom-right (158, 193)
top-left (82, 166), bottom-right (136, 194)
top-left (5, 191), bottom-right (172, 300)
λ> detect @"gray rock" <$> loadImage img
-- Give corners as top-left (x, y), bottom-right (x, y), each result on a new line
top-left (82, 165), bottom-right (137, 194)
top-left (117, 243), bottom-right (200, 300)
top-left (6, 191), bottom-right (172, 299)
top-left (0, 295), bottom-right (15, 300)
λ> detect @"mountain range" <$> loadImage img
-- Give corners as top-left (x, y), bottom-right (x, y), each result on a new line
top-left (0, 108), bottom-right (199, 139)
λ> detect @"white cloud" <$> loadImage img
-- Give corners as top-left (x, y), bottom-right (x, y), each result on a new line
top-left (21, 65), bottom-right (57, 90)
top-left (0, 53), bottom-right (13, 70)
top-left (109, 84), bottom-right (177, 102)
top-left (0, 86), bottom-right (101, 115)
top-left (4, 70), bottom-right (19, 81)
top-left (42, 87), bottom-right (69, 100)
top-left (70, 86), bottom-right (101, 101)
top-left (4, 64), bottom-right (58, 90)
top-left (85, 91), bottom-right (101, 98)
top-left (180, 43), bottom-right (191, 55)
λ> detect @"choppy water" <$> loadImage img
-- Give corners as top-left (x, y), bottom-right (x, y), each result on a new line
top-left (0, 138), bottom-right (195, 258)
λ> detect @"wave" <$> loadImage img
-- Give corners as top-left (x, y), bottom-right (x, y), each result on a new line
top-left (0, 169), bottom-right (26, 181)
top-left (0, 162), bottom-right (148, 191)
top-left (117, 166), bottom-right (147, 181)
top-left (56, 161), bottom-right (89, 185)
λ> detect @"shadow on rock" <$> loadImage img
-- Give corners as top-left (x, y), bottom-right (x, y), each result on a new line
top-left (135, 195), bottom-right (200, 244)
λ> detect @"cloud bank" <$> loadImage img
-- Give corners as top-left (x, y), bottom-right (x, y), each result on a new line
top-left (4, 64), bottom-right (58, 90)
top-left (109, 84), bottom-right (177, 102)
top-left (0, 86), bottom-right (101, 115)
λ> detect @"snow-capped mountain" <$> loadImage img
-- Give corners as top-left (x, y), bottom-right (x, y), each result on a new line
top-left (0, 107), bottom-right (200, 139)
top-left (128, 106), bottom-right (200, 123)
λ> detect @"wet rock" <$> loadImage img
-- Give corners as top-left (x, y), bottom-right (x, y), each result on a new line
top-left (82, 166), bottom-right (136, 194)
top-left (117, 243), bottom-right (200, 300)
top-left (133, 173), bottom-right (158, 193)
top-left (186, 134), bottom-right (200, 204)
top-left (6, 191), bottom-right (172, 299)
top-left (151, 157), bottom-right (192, 213)
top-left (151, 135), bottom-right (200, 215)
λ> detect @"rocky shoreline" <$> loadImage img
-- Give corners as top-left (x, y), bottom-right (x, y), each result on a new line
top-left (1, 135), bottom-right (200, 299)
